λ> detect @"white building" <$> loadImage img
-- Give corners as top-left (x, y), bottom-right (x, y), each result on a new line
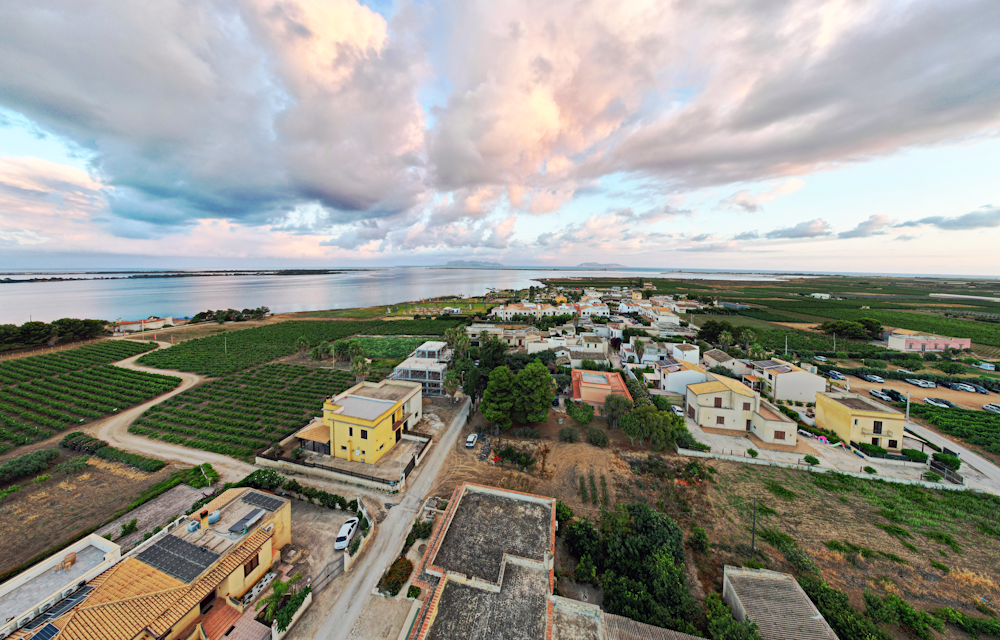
top-left (116, 316), bottom-right (173, 333)
top-left (810, 293), bottom-right (831, 299)
top-left (684, 374), bottom-right (797, 445)
top-left (746, 358), bottom-right (826, 403)
top-left (656, 358), bottom-right (708, 394)
top-left (671, 343), bottom-right (700, 365)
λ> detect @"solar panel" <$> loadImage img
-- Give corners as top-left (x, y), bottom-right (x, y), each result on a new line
top-left (242, 492), bottom-right (284, 512)
top-left (32, 623), bottom-right (60, 640)
top-left (137, 536), bottom-right (220, 583)
top-left (228, 508), bottom-right (266, 534)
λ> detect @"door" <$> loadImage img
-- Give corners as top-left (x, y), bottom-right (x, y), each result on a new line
top-left (395, 429), bottom-right (401, 443)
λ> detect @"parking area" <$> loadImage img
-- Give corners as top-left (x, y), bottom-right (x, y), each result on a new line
top-left (833, 376), bottom-right (994, 412)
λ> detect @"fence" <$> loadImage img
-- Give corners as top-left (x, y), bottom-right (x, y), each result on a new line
top-left (257, 452), bottom-right (397, 487)
top-left (929, 461), bottom-right (965, 485)
top-left (311, 557), bottom-right (344, 592)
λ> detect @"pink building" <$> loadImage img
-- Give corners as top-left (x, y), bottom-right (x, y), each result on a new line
top-left (886, 329), bottom-right (971, 352)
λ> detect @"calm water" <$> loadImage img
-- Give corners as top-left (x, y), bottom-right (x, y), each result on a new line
top-left (0, 267), bottom-right (796, 324)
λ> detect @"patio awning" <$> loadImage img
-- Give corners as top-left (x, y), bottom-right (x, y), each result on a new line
top-left (296, 421), bottom-right (330, 444)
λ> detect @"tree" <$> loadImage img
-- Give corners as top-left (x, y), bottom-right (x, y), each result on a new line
top-left (444, 369), bottom-right (461, 402)
top-left (736, 328), bottom-right (755, 353)
top-left (463, 367), bottom-right (484, 408)
top-left (610, 337), bottom-right (622, 351)
top-left (576, 554), bottom-right (596, 583)
top-left (256, 573), bottom-right (303, 622)
top-left (348, 342), bottom-right (365, 360)
top-left (718, 330), bottom-right (734, 349)
top-left (332, 340), bottom-right (350, 362)
top-left (697, 319), bottom-right (736, 344)
top-left (350, 356), bottom-right (370, 382)
top-left (479, 335), bottom-right (509, 372)
top-left (600, 394), bottom-right (632, 429)
top-left (513, 360), bottom-right (555, 423)
top-left (856, 318), bottom-right (883, 339)
top-left (818, 320), bottom-right (868, 340)
top-left (317, 340), bottom-right (330, 360)
top-left (621, 413), bottom-right (643, 446)
top-left (634, 340), bottom-right (645, 363)
top-left (310, 346), bottom-right (325, 361)
top-left (453, 334), bottom-right (471, 361)
top-left (295, 336), bottom-right (310, 354)
top-left (481, 366), bottom-right (517, 431)
top-left (803, 455), bottom-right (820, 467)
top-left (705, 592), bottom-right (763, 640)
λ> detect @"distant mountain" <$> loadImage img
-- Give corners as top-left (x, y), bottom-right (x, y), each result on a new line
top-left (444, 260), bottom-right (504, 268)
top-left (577, 262), bottom-right (628, 268)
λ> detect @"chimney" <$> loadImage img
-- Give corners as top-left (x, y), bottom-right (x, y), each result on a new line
top-left (200, 510), bottom-right (210, 531)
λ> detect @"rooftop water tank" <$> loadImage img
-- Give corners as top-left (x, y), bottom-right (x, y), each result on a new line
top-left (187, 520), bottom-right (199, 532)
top-left (208, 510), bottom-right (221, 524)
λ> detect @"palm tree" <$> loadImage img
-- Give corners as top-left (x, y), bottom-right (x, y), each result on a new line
top-left (295, 336), bottom-right (309, 354)
top-left (348, 343), bottom-right (364, 360)
top-left (256, 572), bottom-right (302, 622)
top-left (444, 370), bottom-right (460, 402)
top-left (718, 330), bottom-right (734, 349)
top-left (350, 356), bottom-right (370, 383)
top-left (332, 340), bottom-right (350, 362)
top-left (737, 328), bottom-right (755, 354)
top-left (454, 334), bottom-right (471, 361)
top-left (749, 342), bottom-right (766, 360)
top-left (633, 339), bottom-right (645, 364)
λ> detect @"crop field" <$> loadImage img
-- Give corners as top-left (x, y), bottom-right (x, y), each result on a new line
top-left (0, 340), bottom-right (157, 386)
top-left (0, 365), bottom-right (180, 454)
top-left (347, 337), bottom-right (423, 358)
top-left (908, 405), bottom-right (1000, 457)
top-left (129, 364), bottom-right (357, 458)
top-left (136, 319), bottom-right (462, 377)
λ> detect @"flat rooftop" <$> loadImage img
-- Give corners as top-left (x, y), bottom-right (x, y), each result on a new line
top-left (395, 357), bottom-right (448, 371)
top-left (171, 489), bottom-right (288, 556)
top-left (426, 564), bottom-right (548, 640)
top-left (417, 341), bottom-right (447, 351)
top-left (0, 544), bottom-right (105, 623)
top-left (349, 383), bottom-right (415, 401)
top-left (336, 395), bottom-right (396, 420)
top-left (432, 490), bottom-right (552, 584)
top-left (826, 393), bottom-right (900, 413)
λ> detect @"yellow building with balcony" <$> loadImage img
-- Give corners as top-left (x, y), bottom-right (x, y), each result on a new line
top-left (317, 379), bottom-right (423, 466)
top-left (815, 391), bottom-right (905, 452)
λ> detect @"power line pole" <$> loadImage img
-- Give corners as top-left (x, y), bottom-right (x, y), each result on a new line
top-left (751, 496), bottom-right (758, 554)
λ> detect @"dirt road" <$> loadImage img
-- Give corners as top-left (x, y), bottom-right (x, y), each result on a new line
top-left (86, 341), bottom-right (256, 483)
top-left (312, 397), bottom-right (471, 640)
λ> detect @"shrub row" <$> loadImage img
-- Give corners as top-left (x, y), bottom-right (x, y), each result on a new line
top-left (378, 557), bottom-right (414, 597)
top-left (0, 448), bottom-right (60, 484)
top-left (60, 431), bottom-right (166, 472)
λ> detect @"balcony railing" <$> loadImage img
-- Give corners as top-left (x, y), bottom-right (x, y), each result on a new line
top-left (392, 413), bottom-right (411, 431)
top-left (861, 428), bottom-right (893, 438)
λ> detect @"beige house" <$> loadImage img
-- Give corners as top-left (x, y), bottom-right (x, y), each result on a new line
top-left (816, 391), bottom-right (905, 452)
top-left (684, 374), bottom-right (796, 445)
top-left (748, 358), bottom-right (826, 403)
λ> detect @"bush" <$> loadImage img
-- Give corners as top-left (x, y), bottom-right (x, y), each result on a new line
top-left (274, 586), bottom-right (312, 633)
top-left (932, 452), bottom-right (961, 471)
top-left (94, 446), bottom-right (166, 473)
top-left (0, 449), bottom-right (60, 484)
top-left (53, 457), bottom-right (90, 475)
top-left (864, 590), bottom-right (943, 639)
top-left (120, 518), bottom-right (138, 538)
top-left (857, 442), bottom-right (887, 457)
top-left (587, 427), bottom-right (609, 448)
top-left (803, 455), bottom-right (820, 466)
top-left (497, 444), bottom-right (534, 469)
top-left (935, 362), bottom-right (965, 375)
top-left (901, 449), bottom-right (928, 463)
top-left (688, 525), bottom-right (710, 553)
top-left (378, 557), bottom-right (414, 596)
top-left (34, 474), bottom-right (51, 483)
top-left (60, 432), bottom-right (108, 454)
top-left (575, 554), bottom-right (596, 583)
top-left (407, 585), bottom-right (421, 599)
top-left (235, 469), bottom-right (286, 492)
top-left (566, 400), bottom-right (594, 425)
top-left (509, 427), bottom-right (541, 439)
top-left (798, 575), bottom-right (890, 640)
top-left (863, 359), bottom-right (888, 369)
top-left (348, 536), bottom-right (361, 556)
top-left (558, 427), bottom-right (578, 443)
top-left (747, 448), bottom-right (759, 459)
top-left (705, 592), bottom-right (763, 640)
top-left (923, 353), bottom-right (939, 361)
top-left (555, 501), bottom-right (574, 530)
top-left (922, 471), bottom-right (942, 482)
top-left (864, 466), bottom-right (878, 474)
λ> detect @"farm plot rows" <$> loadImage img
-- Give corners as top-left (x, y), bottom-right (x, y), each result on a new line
top-left (0, 365), bottom-right (181, 454)
top-left (129, 364), bottom-right (357, 459)
top-left (908, 405), bottom-right (1000, 456)
top-left (347, 337), bottom-right (423, 359)
top-left (0, 340), bottom-right (157, 386)
top-left (136, 319), bottom-right (464, 377)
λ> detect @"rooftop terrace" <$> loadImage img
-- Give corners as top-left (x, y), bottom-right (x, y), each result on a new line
top-left (0, 544), bottom-right (106, 624)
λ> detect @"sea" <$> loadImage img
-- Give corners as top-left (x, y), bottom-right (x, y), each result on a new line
top-left (0, 267), bottom-right (805, 324)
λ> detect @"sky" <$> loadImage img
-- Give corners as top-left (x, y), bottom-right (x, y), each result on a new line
top-left (1, 0), bottom-right (999, 273)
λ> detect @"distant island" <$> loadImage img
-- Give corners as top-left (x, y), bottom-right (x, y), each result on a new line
top-left (444, 260), bottom-right (504, 268)
top-left (577, 262), bottom-right (628, 268)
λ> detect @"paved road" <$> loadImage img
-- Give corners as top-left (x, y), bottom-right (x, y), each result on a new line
top-left (314, 397), bottom-right (471, 640)
top-left (904, 420), bottom-right (1000, 492)
top-left (88, 341), bottom-right (257, 482)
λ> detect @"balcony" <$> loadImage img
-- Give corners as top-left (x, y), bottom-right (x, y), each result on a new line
top-left (861, 428), bottom-right (893, 438)
top-left (392, 413), bottom-right (411, 431)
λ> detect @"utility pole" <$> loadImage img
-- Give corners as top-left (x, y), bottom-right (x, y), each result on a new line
top-left (224, 335), bottom-right (227, 355)
top-left (751, 496), bottom-right (758, 554)
top-left (906, 390), bottom-right (910, 423)
top-left (784, 335), bottom-right (788, 355)
top-left (833, 333), bottom-right (836, 352)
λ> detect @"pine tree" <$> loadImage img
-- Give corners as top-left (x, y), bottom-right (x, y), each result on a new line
top-left (481, 366), bottom-right (516, 431)
top-left (513, 360), bottom-right (554, 424)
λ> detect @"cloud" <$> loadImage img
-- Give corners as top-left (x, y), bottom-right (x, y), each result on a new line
top-left (733, 231), bottom-right (760, 241)
top-left (764, 219), bottom-right (832, 239)
top-left (688, 233), bottom-right (714, 242)
top-left (838, 214), bottom-right (894, 238)
top-left (897, 207), bottom-right (1000, 231)
top-left (721, 179), bottom-right (805, 212)
top-left (895, 234), bottom-right (918, 241)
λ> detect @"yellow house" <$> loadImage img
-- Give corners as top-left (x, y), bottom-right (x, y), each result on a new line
top-left (554, 293), bottom-right (568, 304)
top-left (815, 391), bottom-right (905, 452)
top-left (22, 488), bottom-right (293, 640)
top-left (320, 379), bottom-right (422, 465)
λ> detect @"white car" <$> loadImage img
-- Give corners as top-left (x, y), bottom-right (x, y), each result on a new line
top-left (869, 389), bottom-right (892, 402)
top-left (670, 405), bottom-right (684, 417)
top-left (984, 404), bottom-right (1000, 414)
top-left (466, 434), bottom-right (479, 448)
top-left (334, 517), bottom-right (360, 550)
top-left (923, 398), bottom-right (950, 408)
top-left (897, 368), bottom-right (914, 374)
top-left (815, 356), bottom-right (828, 362)
top-left (956, 383), bottom-right (977, 393)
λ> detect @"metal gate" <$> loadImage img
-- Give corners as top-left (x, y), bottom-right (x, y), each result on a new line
top-left (312, 556), bottom-right (344, 592)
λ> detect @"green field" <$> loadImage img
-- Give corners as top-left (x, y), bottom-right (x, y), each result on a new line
top-left (130, 364), bottom-right (357, 459)
top-left (347, 337), bottom-right (423, 358)
top-left (0, 341), bottom-right (157, 386)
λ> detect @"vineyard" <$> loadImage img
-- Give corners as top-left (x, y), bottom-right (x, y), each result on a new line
top-left (0, 365), bottom-right (181, 454)
top-left (0, 340), bottom-right (157, 386)
top-left (908, 405), bottom-right (1000, 456)
top-left (347, 337), bottom-right (423, 359)
top-left (136, 319), bottom-right (463, 377)
top-left (129, 364), bottom-right (357, 459)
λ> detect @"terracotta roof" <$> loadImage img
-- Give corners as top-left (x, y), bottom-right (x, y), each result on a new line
top-left (703, 349), bottom-right (733, 363)
top-left (51, 527), bottom-right (272, 640)
top-left (674, 344), bottom-right (697, 351)
top-left (688, 374), bottom-right (754, 398)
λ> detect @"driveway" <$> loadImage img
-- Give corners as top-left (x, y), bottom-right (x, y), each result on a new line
top-left (903, 420), bottom-right (1000, 493)
top-left (312, 397), bottom-right (471, 640)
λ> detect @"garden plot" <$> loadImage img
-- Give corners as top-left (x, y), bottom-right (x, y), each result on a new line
top-left (130, 364), bottom-right (357, 459)
top-left (0, 340), bottom-right (156, 386)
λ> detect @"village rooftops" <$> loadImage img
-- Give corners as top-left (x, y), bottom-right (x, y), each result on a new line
top-left (345, 383), bottom-right (416, 402)
top-left (332, 396), bottom-right (397, 421)
top-left (753, 359), bottom-right (803, 374)
top-left (688, 374), bottom-right (755, 397)
top-left (674, 343), bottom-right (697, 352)
top-left (703, 348), bottom-right (734, 363)
top-left (394, 356), bottom-right (448, 372)
top-left (170, 488), bottom-right (288, 557)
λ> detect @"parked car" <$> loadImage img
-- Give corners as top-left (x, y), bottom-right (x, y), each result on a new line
top-left (552, 396), bottom-right (561, 407)
top-left (827, 371), bottom-right (847, 381)
top-left (814, 356), bottom-right (828, 362)
top-left (465, 434), bottom-right (479, 448)
top-left (897, 368), bottom-right (914, 374)
top-left (969, 383), bottom-right (991, 394)
top-left (923, 398), bottom-right (950, 408)
top-left (671, 405), bottom-right (684, 417)
top-left (933, 398), bottom-right (958, 408)
top-left (883, 388), bottom-right (907, 402)
top-left (869, 389), bottom-right (892, 402)
top-left (334, 517), bottom-right (360, 550)
top-left (956, 383), bottom-right (977, 393)
top-left (905, 378), bottom-right (924, 387)
top-left (983, 404), bottom-right (1000, 414)
top-left (859, 374), bottom-right (884, 383)
top-left (939, 381), bottom-right (962, 390)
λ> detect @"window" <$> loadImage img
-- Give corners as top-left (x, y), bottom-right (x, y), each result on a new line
top-left (774, 431), bottom-right (785, 440)
top-left (767, 373), bottom-right (773, 380)
top-left (349, 427), bottom-right (353, 437)
top-left (341, 446), bottom-right (347, 451)
top-left (888, 440), bottom-right (898, 449)
top-left (362, 450), bottom-right (366, 456)
top-left (714, 397), bottom-right (722, 408)
top-left (873, 420), bottom-right (883, 435)
top-left (746, 420), bottom-right (752, 431)
top-left (716, 416), bottom-right (725, 425)
top-left (871, 437), bottom-right (879, 446)
top-left (854, 419), bottom-right (858, 425)
top-left (361, 430), bottom-right (368, 440)
top-left (743, 402), bottom-right (751, 411)
top-left (244, 554), bottom-right (259, 576)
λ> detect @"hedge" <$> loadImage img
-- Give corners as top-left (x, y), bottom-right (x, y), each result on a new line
top-left (60, 432), bottom-right (166, 472)
top-left (0, 449), bottom-right (60, 484)
top-left (378, 557), bottom-right (414, 596)
top-left (901, 449), bottom-right (928, 463)
top-left (932, 452), bottom-right (961, 471)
